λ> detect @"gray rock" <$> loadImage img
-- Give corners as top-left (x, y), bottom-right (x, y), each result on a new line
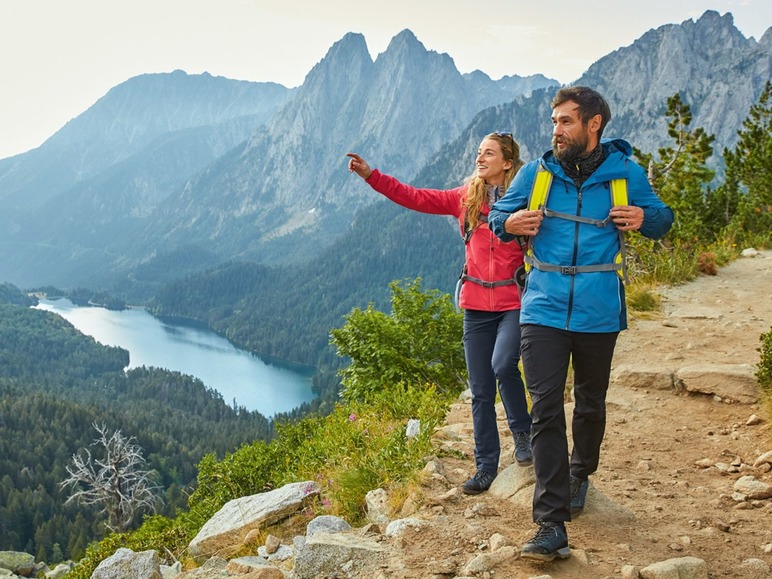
top-left (159, 561), bottom-right (182, 578)
top-left (752, 450), bottom-right (772, 467)
top-left (733, 475), bottom-right (772, 500)
top-left (405, 418), bottom-right (420, 438)
top-left (307, 514), bottom-right (352, 537)
top-left (0, 551), bottom-right (36, 576)
top-left (256, 544), bottom-right (293, 561)
top-left (739, 558), bottom-right (770, 577)
top-left (46, 562), bottom-right (75, 579)
top-left (188, 481), bottom-right (319, 559)
top-left (460, 545), bottom-right (517, 575)
top-left (384, 518), bottom-right (429, 537)
top-left (639, 556), bottom-right (708, 579)
top-left (90, 548), bottom-right (161, 579)
top-left (488, 462), bottom-right (536, 500)
top-left (611, 365), bottom-right (675, 390)
top-left (676, 364), bottom-right (759, 403)
top-left (292, 532), bottom-right (386, 579)
top-left (365, 488), bottom-right (390, 524)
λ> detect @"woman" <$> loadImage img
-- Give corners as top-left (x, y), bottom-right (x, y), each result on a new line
top-left (346, 132), bottom-right (532, 495)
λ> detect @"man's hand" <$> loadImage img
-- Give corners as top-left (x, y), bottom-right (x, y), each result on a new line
top-left (609, 205), bottom-right (644, 231)
top-left (504, 209), bottom-right (544, 236)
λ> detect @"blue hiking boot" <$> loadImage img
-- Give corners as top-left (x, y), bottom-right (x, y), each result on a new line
top-left (570, 475), bottom-right (589, 517)
top-left (513, 430), bottom-right (533, 466)
top-left (520, 521), bottom-right (571, 562)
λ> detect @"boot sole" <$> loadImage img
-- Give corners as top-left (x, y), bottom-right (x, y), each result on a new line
top-left (520, 546), bottom-right (571, 562)
top-left (460, 486), bottom-right (489, 495)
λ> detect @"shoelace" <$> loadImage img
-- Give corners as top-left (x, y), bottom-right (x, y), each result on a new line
top-left (531, 524), bottom-right (559, 546)
top-left (514, 433), bottom-right (530, 451)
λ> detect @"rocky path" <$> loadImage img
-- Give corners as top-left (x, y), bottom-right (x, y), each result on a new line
top-left (85, 251), bottom-right (772, 579)
top-left (386, 250), bottom-right (772, 578)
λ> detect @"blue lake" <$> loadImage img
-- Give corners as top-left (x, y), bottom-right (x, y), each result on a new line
top-left (34, 298), bottom-right (316, 417)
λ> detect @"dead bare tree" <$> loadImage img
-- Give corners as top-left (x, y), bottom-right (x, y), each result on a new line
top-left (60, 423), bottom-right (163, 533)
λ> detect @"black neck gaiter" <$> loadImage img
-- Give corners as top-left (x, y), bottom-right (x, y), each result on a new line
top-left (559, 143), bottom-right (605, 189)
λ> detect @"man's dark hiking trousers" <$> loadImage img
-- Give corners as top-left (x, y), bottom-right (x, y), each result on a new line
top-left (520, 324), bottom-right (619, 523)
top-left (463, 308), bottom-right (531, 474)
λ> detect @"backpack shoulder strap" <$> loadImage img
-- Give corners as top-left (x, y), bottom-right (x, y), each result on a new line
top-left (610, 177), bottom-right (629, 283)
top-left (610, 178), bottom-right (628, 206)
top-left (528, 164), bottom-right (553, 211)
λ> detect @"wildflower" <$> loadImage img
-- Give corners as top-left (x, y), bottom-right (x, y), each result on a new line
top-left (348, 413), bottom-right (357, 422)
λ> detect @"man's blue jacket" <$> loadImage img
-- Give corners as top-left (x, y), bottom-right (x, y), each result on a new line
top-left (489, 139), bottom-right (674, 333)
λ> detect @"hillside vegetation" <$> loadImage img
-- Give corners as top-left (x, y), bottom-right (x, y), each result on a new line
top-left (50, 87), bottom-right (772, 576)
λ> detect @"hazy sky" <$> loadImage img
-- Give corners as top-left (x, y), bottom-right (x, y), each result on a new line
top-left (1, 0), bottom-right (769, 159)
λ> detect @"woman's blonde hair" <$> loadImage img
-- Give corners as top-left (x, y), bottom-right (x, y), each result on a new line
top-left (463, 132), bottom-right (524, 231)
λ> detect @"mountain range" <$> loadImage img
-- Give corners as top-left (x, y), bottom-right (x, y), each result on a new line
top-left (0, 10), bottom-right (769, 311)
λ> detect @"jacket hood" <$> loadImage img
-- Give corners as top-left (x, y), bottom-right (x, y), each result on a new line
top-left (602, 137), bottom-right (633, 156)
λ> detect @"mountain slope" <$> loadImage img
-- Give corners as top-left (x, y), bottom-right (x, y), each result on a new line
top-left (419, 11), bottom-right (772, 187)
top-left (135, 30), bottom-right (551, 270)
top-left (0, 70), bottom-right (292, 211)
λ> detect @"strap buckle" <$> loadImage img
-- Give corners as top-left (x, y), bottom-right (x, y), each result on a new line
top-left (560, 266), bottom-right (577, 275)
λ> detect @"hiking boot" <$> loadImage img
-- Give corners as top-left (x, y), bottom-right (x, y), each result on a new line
top-left (570, 475), bottom-right (589, 517)
top-left (520, 521), bottom-right (571, 562)
top-left (461, 470), bottom-right (496, 495)
top-left (513, 430), bottom-right (533, 466)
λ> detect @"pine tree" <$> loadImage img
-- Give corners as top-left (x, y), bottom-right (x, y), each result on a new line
top-left (634, 93), bottom-right (715, 245)
top-left (715, 81), bottom-right (772, 243)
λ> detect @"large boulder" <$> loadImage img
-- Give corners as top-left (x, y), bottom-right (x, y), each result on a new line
top-left (293, 532), bottom-right (386, 579)
top-left (90, 548), bottom-right (161, 579)
top-left (0, 551), bottom-right (36, 576)
top-left (188, 481), bottom-right (320, 559)
top-left (677, 364), bottom-right (758, 403)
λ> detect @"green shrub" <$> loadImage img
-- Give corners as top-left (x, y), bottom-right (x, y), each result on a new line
top-left (757, 327), bottom-right (772, 396)
top-left (330, 278), bottom-right (465, 402)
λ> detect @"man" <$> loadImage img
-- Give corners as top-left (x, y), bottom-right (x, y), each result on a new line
top-left (488, 86), bottom-right (673, 561)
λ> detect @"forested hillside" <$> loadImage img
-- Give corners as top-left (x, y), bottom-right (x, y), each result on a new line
top-left (148, 196), bottom-right (464, 407)
top-left (0, 298), bottom-right (273, 562)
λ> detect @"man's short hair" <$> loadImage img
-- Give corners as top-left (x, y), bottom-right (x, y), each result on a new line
top-left (551, 86), bottom-right (612, 137)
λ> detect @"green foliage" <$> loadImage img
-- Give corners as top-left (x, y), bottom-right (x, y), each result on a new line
top-left (628, 88), bottom-right (771, 287)
top-left (63, 381), bottom-right (452, 578)
top-left (633, 93), bottom-right (716, 246)
top-left (0, 302), bottom-right (272, 563)
top-left (716, 80), bottom-right (772, 247)
top-left (330, 278), bottom-right (465, 403)
top-left (757, 327), bottom-right (772, 396)
top-left (66, 280), bottom-right (458, 577)
top-left (0, 283), bottom-right (34, 306)
top-left (147, 199), bottom-right (464, 415)
top-left (14, 90), bottom-right (772, 576)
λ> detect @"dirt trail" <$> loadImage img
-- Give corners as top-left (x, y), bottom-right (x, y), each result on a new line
top-left (394, 250), bottom-right (772, 578)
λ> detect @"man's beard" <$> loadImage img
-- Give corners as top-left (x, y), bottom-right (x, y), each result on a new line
top-left (553, 132), bottom-right (590, 163)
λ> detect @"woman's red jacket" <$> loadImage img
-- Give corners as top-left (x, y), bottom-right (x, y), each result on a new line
top-left (365, 170), bottom-right (523, 312)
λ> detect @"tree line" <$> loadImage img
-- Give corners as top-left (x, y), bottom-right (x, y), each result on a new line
top-left (0, 300), bottom-right (273, 562)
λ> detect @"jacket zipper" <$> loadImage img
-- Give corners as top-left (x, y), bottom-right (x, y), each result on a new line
top-left (565, 187), bottom-right (582, 330)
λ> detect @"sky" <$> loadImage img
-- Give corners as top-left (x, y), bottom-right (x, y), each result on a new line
top-left (0, 0), bottom-right (769, 160)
